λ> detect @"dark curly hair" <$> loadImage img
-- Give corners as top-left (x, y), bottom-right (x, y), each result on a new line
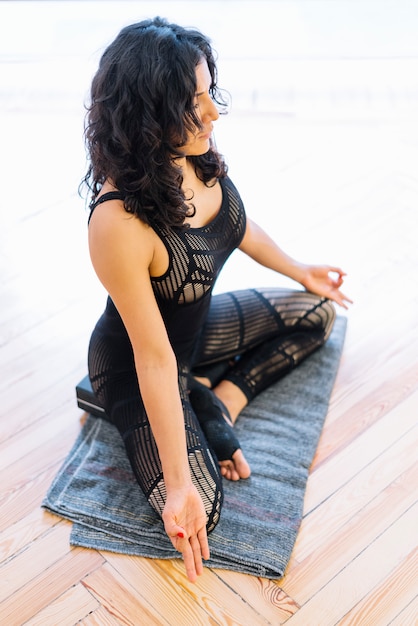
top-left (81, 17), bottom-right (229, 229)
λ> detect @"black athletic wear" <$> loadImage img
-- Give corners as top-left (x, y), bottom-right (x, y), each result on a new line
top-left (87, 177), bottom-right (335, 531)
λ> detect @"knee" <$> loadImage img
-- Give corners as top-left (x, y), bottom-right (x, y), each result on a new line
top-left (206, 488), bottom-right (223, 534)
top-left (319, 298), bottom-right (336, 340)
top-left (186, 443), bottom-right (224, 534)
top-left (200, 461), bottom-right (224, 534)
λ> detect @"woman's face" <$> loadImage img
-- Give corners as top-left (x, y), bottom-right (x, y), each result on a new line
top-left (181, 59), bottom-right (220, 156)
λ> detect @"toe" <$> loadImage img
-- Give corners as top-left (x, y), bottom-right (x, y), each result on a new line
top-left (231, 449), bottom-right (251, 479)
top-left (219, 451), bottom-right (251, 481)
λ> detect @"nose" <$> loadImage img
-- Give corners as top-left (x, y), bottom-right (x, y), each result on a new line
top-left (209, 99), bottom-right (220, 121)
top-left (202, 96), bottom-right (220, 122)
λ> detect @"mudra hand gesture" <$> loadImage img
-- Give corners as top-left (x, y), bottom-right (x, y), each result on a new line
top-left (163, 484), bottom-right (210, 583)
top-left (301, 265), bottom-right (353, 310)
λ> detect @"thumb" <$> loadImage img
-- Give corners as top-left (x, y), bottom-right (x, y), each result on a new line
top-left (168, 525), bottom-right (188, 552)
top-left (163, 517), bottom-right (187, 541)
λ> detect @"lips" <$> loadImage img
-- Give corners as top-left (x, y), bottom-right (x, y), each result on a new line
top-left (199, 129), bottom-right (212, 140)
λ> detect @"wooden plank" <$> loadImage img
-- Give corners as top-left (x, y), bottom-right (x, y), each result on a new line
top-left (0, 544), bottom-right (104, 625)
top-left (326, 330), bottom-right (418, 424)
top-left (104, 552), bottom-right (269, 625)
top-left (0, 462), bottom-right (62, 532)
top-left (0, 299), bottom-right (85, 357)
top-left (0, 402), bottom-right (83, 472)
top-left (0, 506), bottom-right (59, 564)
top-left (0, 304), bottom-right (90, 399)
top-left (23, 583), bottom-right (99, 626)
top-left (337, 548), bottom-right (418, 626)
top-left (304, 391), bottom-right (418, 514)
top-left (314, 359), bottom-right (418, 467)
top-left (283, 504), bottom-right (417, 624)
top-left (0, 375), bottom-right (81, 445)
top-left (292, 429), bottom-right (417, 564)
top-left (0, 341), bottom-right (88, 418)
top-left (388, 597), bottom-right (418, 626)
top-left (0, 305), bottom-right (94, 420)
top-left (0, 522), bottom-right (73, 603)
top-left (1, 417), bottom-right (81, 495)
top-left (78, 605), bottom-right (125, 626)
top-left (82, 562), bottom-right (171, 626)
top-left (283, 460), bottom-right (417, 601)
top-left (0, 291), bottom-right (83, 351)
top-left (212, 569), bottom-right (299, 623)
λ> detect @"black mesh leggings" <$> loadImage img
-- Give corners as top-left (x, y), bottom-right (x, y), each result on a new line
top-left (88, 287), bottom-right (335, 533)
top-left (192, 288), bottom-right (336, 400)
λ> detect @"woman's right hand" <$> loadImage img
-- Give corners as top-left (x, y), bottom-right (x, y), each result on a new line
top-left (162, 483), bottom-right (210, 583)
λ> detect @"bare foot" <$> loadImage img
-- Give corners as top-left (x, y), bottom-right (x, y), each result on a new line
top-left (219, 449), bottom-right (251, 481)
top-left (189, 381), bottom-right (251, 481)
top-left (213, 385), bottom-right (251, 480)
top-left (213, 400), bottom-right (251, 480)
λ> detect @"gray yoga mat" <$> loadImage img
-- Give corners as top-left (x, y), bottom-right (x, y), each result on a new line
top-left (43, 316), bottom-right (347, 579)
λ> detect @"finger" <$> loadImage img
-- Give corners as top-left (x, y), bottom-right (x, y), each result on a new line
top-left (333, 291), bottom-right (353, 309)
top-left (328, 271), bottom-right (346, 287)
top-left (172, 529), bottom-right (207, 583)
top-left (189, 534), bottom-right (204, 577)
top-left (168, 528), bottom-right (197, 581)
top-left (166, 524), bottom-right (187, 551)
top-left (328, 266), bottom-right (346, 278)
top-left (197, 526), bottom-right (210, 561)
top-left (339, 291), bottom-right (354, 305)
top-left (181, 538), bottom-right (198, 583)
top-left (325, 288), bottom-right (346, 308)
top-left (328, 277), bottom-right (343, 289)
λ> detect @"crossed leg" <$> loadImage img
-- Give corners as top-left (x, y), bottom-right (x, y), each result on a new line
top-left (190, 288), bottom-right (336, 480)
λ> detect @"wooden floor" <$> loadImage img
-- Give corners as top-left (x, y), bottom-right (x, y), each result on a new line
top-left (1, 2), bottom-right (417, 624)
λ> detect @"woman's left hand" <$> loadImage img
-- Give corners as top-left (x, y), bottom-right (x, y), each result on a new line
top-left (301, 265), bottom-right (353, 309)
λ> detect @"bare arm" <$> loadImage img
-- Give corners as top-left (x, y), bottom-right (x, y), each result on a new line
top-left (239, 217), bottom-right (352, 309)
top-left (88, 200), bottom-right (209, 581)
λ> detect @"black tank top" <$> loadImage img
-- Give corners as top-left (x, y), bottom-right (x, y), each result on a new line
top-left (89, 177), bottom-right (246, 363)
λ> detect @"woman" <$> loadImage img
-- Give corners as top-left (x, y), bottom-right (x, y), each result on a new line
top-left (83, 17), bottom-right (351, 582)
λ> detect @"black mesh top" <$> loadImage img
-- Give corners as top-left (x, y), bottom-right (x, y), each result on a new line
top-left (89, 176), bottom-right (247, 363)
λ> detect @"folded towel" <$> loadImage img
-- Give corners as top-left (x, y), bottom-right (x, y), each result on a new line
top-left (43, 316), bottom-right (346, 578)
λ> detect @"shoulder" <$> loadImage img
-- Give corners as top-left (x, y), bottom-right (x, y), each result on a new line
top-left (88, 192), bottom-right (156, 277)
top-left (221, 175), bottom-right (238, 195)
top-left (221, 176), bottom-right (245, 210)
top-left (87, 193), bottom-right (174, 352)
top-left (221, 176), bottom-right (247, 229)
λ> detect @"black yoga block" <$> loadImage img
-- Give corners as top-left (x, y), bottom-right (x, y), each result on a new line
top-left (76, 375), bottom-right (108, 418)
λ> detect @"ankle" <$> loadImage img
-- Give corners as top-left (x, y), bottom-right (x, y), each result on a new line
top-left (191, 375), bottom-right (212, 389)
top-left (213, 380), bottom-right (248, 424)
